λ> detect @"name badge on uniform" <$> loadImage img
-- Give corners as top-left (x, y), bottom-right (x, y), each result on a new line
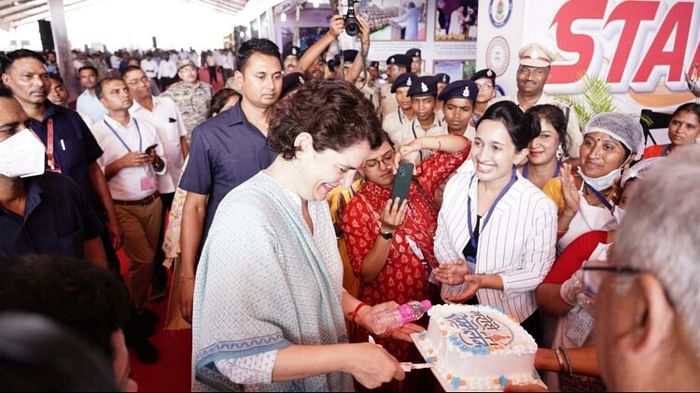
top-left (140, 176), bottom-right (156, 191)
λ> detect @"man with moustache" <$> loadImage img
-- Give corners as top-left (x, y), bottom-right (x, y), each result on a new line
top-left (177, 38), bottom-right (282, 324)
top-left (1, 49), bottom-right (123, 272)
top-left (494, 43), bottom-right (582, 158)
top-left (123, 65), bottom-right (188, 301)
top-left (92, 77), bottom-right (167, 363)
top-left (162, 58), bottom-right (213, 143)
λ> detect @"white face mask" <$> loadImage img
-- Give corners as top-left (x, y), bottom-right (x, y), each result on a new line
top-left (578, 166), bottom-right (622, 191)
top-left (0, 129), bottom-right (46, 178)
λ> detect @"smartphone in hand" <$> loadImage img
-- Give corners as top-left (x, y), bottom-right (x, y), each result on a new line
top-left (391, 162), bottom-right (414, 202)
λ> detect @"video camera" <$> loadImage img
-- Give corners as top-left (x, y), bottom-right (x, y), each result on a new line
top-left (344, 0), bottom-right (360, 37)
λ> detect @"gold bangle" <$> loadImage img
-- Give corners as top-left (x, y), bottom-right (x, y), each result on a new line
top-left (558, 347), bottom-right (573, 377)
top-left (553, 348), bottom-right (566, 373)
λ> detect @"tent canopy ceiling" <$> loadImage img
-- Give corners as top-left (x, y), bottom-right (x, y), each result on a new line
top-left (0, 0), bottom-right (248, 29)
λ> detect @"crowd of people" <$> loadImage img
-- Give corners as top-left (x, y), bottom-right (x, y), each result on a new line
top-left (1, 10), bottom-right (699, 393)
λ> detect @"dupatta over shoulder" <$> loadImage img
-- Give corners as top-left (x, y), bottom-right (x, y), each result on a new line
top-left (192, 172), bottom-right (353, 392)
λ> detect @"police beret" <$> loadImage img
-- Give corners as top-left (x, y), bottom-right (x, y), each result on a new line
top-left (386, 54), bottom-right (411, 69)
top-left (408, 76), bottom-right (438, 97)
top-left (470, 68), bottom-right (496, 83)
top-left (438, 79), bottom-right (479, 103)
top-left (436, 73), bottom-right (450, 84)
top-left (283, 46), bottom-right (302, 59)
top-left (369, 61), bottom-right (379, 69)
top-left (391, 72), bottom-right (418, 93)
top-left (405, 48), bottom-right (421, 58)
top-left (281, 72), bottom-right (305, 98)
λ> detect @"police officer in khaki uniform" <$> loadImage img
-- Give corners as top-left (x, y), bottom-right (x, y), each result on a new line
top-left (406, 48), bottom-right (423, 75)
top-left (162, 59), bottom-right (213, 142)
top-left (493, 43), bottom-right (582, 158)
top-left (382, 72), bottom-right (417, 144)
top-left (435, 73), bottom-right (450, 113)
top-left (379, 54), bottom-right (411, 119)
top-left (396, 75), bottom-right (445, 164)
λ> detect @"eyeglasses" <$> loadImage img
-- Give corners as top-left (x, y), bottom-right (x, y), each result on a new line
top-left (582, 263), bottom-right (641, 299)
top-left (125, 76), bottom-right (150, 86)
top-left (364, 149), bottom-right (395, 169)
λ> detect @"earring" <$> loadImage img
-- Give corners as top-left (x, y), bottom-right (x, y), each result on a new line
top-left (556, 144), bottom-right (565, 161)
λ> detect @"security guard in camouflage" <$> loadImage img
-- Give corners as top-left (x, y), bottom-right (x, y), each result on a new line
top-left (162, 58), bottom-right (213, 142)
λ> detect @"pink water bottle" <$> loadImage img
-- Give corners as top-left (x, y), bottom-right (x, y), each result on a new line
top-left (367, 300), bottom-right (432, 335)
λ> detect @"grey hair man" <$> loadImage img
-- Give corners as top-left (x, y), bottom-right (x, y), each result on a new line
top-left (595, 144), bottom-right (700, 391)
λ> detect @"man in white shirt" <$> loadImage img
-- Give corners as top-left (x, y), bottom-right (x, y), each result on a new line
top-left (140, 53), bottom-right (159, 86)
top-left (494, 43), bottom-right (582, 158)
top-left (76, 65), bottom-right (107, 124)
top-left (157, 53), bottom-right (177, 92)
top-left (93, 76), bottom-right (166, 317)
top-left (124, 65), bottom-right (188, 300)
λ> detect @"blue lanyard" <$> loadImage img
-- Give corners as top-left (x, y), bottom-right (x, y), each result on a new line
top-left (467, 167), bottom-right (518, 255)
top-left (522, 163), bottom-right (560, 179)
top-left (103, 118), bottom-right (142, 153)
top-left (585, 184), bottom-right (614, 213)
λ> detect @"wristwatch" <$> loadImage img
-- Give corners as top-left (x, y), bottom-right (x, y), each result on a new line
top-left (380, 230), bottom-right (394, 240)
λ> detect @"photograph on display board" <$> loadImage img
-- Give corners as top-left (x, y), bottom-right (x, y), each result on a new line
top-left (358, 0), bottom-right (427, 41)
top-left (435, 0), bottom-right (478, 41)
top-left (299, 26), bottom-right (331, 51)
top-left (434, 59), bottom-right (476, 81)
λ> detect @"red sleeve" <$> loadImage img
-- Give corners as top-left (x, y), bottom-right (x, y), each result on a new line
top-left (340, 195), bottom-right (379, 274)
top-left (643, 144), bottom-right (665, 159)
top-left (543, 230), bottom-right (608, 284)
top-left (416, 145), bottom-right (471, 194)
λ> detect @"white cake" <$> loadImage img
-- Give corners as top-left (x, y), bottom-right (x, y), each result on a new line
top-left (412, 304), bottom-right (542, 391)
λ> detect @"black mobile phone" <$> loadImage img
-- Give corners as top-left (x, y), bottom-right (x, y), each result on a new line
top-left (145, 144), bottom-right (158, 154)
top-left (391, 162), bottom-right (414, 202)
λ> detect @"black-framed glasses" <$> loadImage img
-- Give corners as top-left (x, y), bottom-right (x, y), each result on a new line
top-left (582, 264), bottom-right (641, 298)
top-left (364, 149), bottom-right (395, 169)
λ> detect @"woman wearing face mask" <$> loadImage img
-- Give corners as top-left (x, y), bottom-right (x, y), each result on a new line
top-left (340, 132), bottom-right (470, 371)
top-left (522, 104), bottom-right (569, 189)
top-left (433, 101), bottom-right (557, 342)
top-left (542, 112), bottom-right (643, 252)
top-left (643, 102), bottom-right (700, 158)
top-left (533, 157), bottom-right (662, 392)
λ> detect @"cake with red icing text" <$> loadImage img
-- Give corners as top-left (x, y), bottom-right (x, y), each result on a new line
top-left (412, 304), bottom-right (542, 391)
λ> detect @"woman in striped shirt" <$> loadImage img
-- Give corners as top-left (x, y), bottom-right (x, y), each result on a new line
top-left (433, 101), bottom-right (557, 342)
